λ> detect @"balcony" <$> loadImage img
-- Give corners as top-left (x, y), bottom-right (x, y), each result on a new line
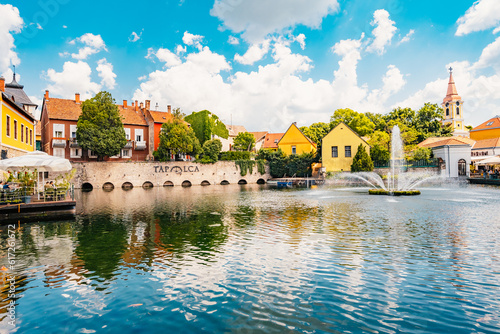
top-left (135, 141), bottom-right (147, 150)
top-left (69, 138), bottom-right (80, 148)
top-left (52, 138), bottom-right (66, 148)
top-left (123, 140), bottom-right (133, 149)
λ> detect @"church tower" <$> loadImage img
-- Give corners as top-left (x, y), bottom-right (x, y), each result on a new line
top-left (441, 68), bottom-right (469, 137)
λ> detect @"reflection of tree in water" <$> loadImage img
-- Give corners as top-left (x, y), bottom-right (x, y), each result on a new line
top-left (74, 215), bottom-right (128, 282)
top-left (156, 209), bottom-right (227, 261)
top-left (231, 205), bottom-right (256, 228)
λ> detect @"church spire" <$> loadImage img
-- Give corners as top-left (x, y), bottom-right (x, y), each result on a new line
top-left (443, 67), bottom-right (461, 102)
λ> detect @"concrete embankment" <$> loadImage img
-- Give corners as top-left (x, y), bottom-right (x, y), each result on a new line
top-left (71, 161), bottom-right (270, 189)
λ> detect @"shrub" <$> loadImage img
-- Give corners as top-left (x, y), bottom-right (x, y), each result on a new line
top-left (220, 151), bottom-right (251, 161)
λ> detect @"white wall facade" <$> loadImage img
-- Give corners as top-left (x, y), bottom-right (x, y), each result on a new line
top-left (432, 145), bottom-right (471, 178)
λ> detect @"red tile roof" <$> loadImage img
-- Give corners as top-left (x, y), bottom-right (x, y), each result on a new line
top-left (418, 136), bottom-right (475, 148)
top-left (118, 105), bottom-right (148, 126)
top-left (249, 131), bottom-right (268, 142)
top-left (148, 110), bottom-right (174, 124)
top-left (471, 116), bottom-right (500, 132)
top-left (472, 137), bottom-right (500, 149)
top-left (44, 97), bottom-right (82, 121)
top-left (262, 133), bottom-right (284, 149)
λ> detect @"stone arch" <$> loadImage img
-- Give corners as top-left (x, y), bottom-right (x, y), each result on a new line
top-left (122, 182), bottom-right (134, 190)
top-left (163, 181), bottom-right (174, 187)
top-left (201, 180), bottom-right (211, 186)
top-left (220, 180), bottom-right (229, 185)
top-left (142, 181), bottom-right (154, 189)
top-left (82, 183), bottom-right (93, 192)
top-left (238, 179), bottom-right (247, 185)
top-left (102, 182), bottom-right (114, 191)
top-left (182, 180), bottom-right (192, 187)
top-left (257, 178), bottom-right (266, 185)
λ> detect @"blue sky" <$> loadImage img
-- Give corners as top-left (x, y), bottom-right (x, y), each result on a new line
top-left (1, 0), bottom-right (500, 131)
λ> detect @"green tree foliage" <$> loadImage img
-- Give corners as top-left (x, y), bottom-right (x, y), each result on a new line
top-left (199, 139), bottom-right (222, 163)
top-left (366, 112), bottom-right (388, 132)
top-left (351, 144), bottom-right (374, 172)
top-left (154, 112), bottom-right (201, 162)
top-left (257, 149), bottom-right (315, 177)
top-left (233, 132), bottom-right (255, 151)
top-left (370, 144), bottom-right (390, 163)
top-left (330, 108), bottom-right (375, 136)
top-left (408, 147), bottom-right (433, 162)
top-left (300, 122), bottom-right (331, 156)
top-left (368, 130), bottom-right (391, 150)
top-left (76, 91), bottom-right (127, 160)
top-left (220, 151), bottom-right (251, 161)
top-left (185, 110), bottom-right (229, 145)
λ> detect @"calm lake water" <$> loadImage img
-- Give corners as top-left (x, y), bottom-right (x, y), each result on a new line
top-left (1, 183), bottom-right (499, 333)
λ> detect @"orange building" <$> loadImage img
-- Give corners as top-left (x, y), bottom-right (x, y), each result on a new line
top-left (261, 133), bottom-right (284, 151)
top-left (469, 116), bottom-right (500, 141)
top-left (144, 105), bottom-right (174, 152)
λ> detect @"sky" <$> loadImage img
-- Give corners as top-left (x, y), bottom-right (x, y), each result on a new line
top-left (1, 0), bottom-right (500, 132)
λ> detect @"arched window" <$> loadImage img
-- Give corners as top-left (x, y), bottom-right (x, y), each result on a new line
top-left (446, 108), bottom-right (449, 116)
top-left (456, 107), bottom-right (460, 115)
top-left (458, 159), bottom-right (467, 176)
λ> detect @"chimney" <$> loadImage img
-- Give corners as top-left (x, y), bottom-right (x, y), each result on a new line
top-left (44, 90), bottom-right (49, 100)
top-left (75, 93), bottom-right (80, 104)
top-left (168, 105), bottom-right (171, 113)
top-left (123, 100), bottom-right (128, 108)
top-left (139, 102), bottom-right (144, 111)
top-left (135, 100), bottom-right (138, 111)
top-left (0, 76), bottom-right (5, 92)
top-left (145, 100), bottom-right (150, 110)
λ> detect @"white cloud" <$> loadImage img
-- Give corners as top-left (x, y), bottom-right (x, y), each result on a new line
top-left (182, 31), bottom-right (204, 50)
top-left (234, 40), bottom-right (270, 65)
top-left (62, 25), bottom-right (67, 29)
top-left (176, 45), bottom-right (187, 54)
top-left (398, 29), bottom-right (415, 45)
top-left (228, 36), bottom-right (239, 45)
top-left (211, 0), bottom-right (339, 42)
top-left (96, 58), bottom-right (117, 89)
top-left (456, 0), bottom-right (500, 36)
top-left (45, 61), bottom-right (101, 99)
top-left (135, 36), bottom-right (407, 131)
top-left (70, 33), bottom-right (107, 60)
top-left (129, 31), bottom-right (142, 42)
top-left (366, 9), bottom-right (397, 55)
top-left (473, 35), bottom-right (500, 70)
top-left (294, 33), bottom-right (306, 50)
top-left (0, 4), bottom-right (23, 74)
top-left (494, 26), bottom-right (500, 34)
top-left (155, 48), bottom-right (182, 67)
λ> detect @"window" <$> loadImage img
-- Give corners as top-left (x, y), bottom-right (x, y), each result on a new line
top-left (124, 128), bottom-right (131, 140)
top-left (121, 149), bottom-right (131, 158)
top-left (88, 150), bottom-right (97, 158)
top-left (135, 129), bottom-right (144, 142)
top-left (55, 131), bottom-right (63, 138)
top-left (6, 115), bottom-right (10, 137)
top-left (486, 121), bottom-right (494, 126)
top-left (332, 146), bottom-right (338, 158)
top-left (70, 124), bottom-right (77, 138)
top-left (53, 124), bottom-right (65, 138)
top-left (53, 148), bottom-right (65, 158)
top-left (345, 146), bottom-right (351, 158)
top-left (21, 124), bottom-right (24, 142)
top-left (26, 126), bottom-right (29, 143)
top-left (70, 148), bottom-right (81, 158)
top-left (446, 108), bottom-right (449, 116)
top-left (30, 129), bottom-right (33, 145)
top-left (14, 120), bottom-right (17, 139)
top-left (456, 107), bottom-right (460, 115)
top-left (291, 145), bottom-right (296, 155)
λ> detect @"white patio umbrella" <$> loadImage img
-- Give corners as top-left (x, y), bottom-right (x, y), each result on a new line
top-left (0, 151), bottom-right (72, 172)
top-left (476, 156), bottom-right (500, 165)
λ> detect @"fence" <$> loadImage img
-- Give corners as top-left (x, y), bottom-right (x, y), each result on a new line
top-left (374, 159), bottom-right (440, 169)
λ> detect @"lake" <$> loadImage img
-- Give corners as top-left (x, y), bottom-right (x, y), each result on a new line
top-left (1, 183), bottom-right (499, 333)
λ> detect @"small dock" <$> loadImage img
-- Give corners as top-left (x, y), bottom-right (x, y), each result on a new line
top-left (0, 200), bottom-right (76, 223)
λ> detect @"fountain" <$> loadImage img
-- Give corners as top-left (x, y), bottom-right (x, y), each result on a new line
top-left (337, 125), bottom-right (441, 196)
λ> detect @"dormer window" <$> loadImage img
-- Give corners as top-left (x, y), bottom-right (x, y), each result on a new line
top-left (486, 121), bottom-right (494, 126)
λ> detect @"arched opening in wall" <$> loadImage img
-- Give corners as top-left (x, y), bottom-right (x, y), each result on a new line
top-left (163, 181), bottom-right (174, 187)
top-left (82, 183), bottom-right (93, 192)
top-left (458, 159), bottom-right (467, 176)
top-left (102, 182), bottom-right (114, 192)
top-left (122, 182), bottom-right (134, 190)
top-left (220, 180), bottom-right (229, 185)
top-left (142, 181), bottom-right (154, 189)
top-left (182, 180), bottom-right (192, 187)
top-left (257, 178), bottom-right (266, 185)
top-left (238, 179), bottom-right (247, 185)
top-left (201, 180), bottom-right (211, 186)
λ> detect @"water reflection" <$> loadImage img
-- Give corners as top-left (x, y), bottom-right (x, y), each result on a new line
top-left (0, 184), bottom-right (499, 333)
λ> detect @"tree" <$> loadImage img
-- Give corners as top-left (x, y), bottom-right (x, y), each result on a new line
top-left (408, 147), bottom-right (433, 162)
top-left (233, 132), bottom-right (255, 151)
top-left (185, 110), bottom-right (229, 145)
top-left (154, 112), bottom-right (201, 162)
top-left (330, 108), bottom-right (375, 136)
top-left (366, 112), bottom-right (388, 132)
top-left (351, 144), bottom-right (373, 172)
top-left (76, 91), bottom-right (127, 160)
top-left (370, 144), bottom-right (390, 163)
top-left (300, 122), bottom-right (331, 155)
top-left (368, 130), bottom-right (391, 150)
top-left (200, 139), bottom-right (222, 163)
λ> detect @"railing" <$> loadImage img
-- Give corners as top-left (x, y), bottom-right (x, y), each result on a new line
top-left (52, 137), bottom-right (67, 148)
top-left (135, 141), bottom-right (147, 150)
top-left (69, 138), bottom-right (80, 148)
top-left (123, 140), bottom-right (134, 149)
top-left (0, 185), bottom-right (74, 205)
top-left (374, 159), bottom-right (439, 169)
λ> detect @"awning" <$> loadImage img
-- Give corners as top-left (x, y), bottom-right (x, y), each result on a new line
top-left (0, 151), bottom-right (72, 172)
top-left (476, 156), bottom-right (500, 165)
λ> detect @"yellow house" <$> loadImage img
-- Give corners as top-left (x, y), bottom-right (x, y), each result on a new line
top-left (278, 122), bottom-right (317, 155)
top-left (322, 121), bottom-right (370, 172)
top-left (1, 77), bottom-right (35, 159)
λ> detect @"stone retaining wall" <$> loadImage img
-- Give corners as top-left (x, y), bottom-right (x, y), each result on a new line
top-left (72, 161), bottom-right (270, 189)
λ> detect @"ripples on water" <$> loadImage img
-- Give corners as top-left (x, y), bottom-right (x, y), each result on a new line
top-left (1, 184), bottom-right (499, 333)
